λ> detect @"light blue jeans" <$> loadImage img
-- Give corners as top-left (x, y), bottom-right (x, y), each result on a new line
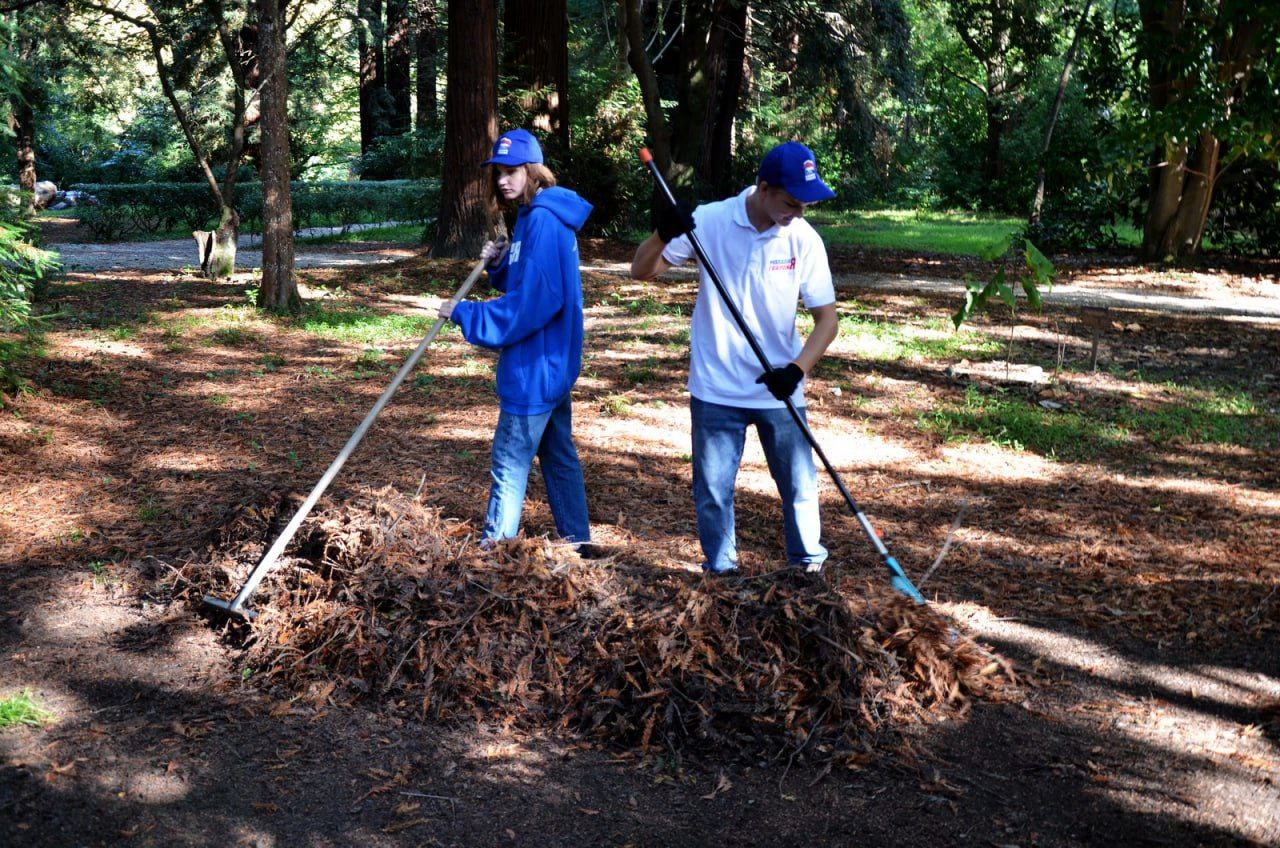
top-left (690, 396), bottom-right (827, 573)
top-left (485, 394), bottom-right (591, 544)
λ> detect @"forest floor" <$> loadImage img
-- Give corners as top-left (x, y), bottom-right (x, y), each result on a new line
top-left (1, 234), bottom-right (1278, 847)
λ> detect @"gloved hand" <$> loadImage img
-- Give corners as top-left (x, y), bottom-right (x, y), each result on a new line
top-left (653, 199), bottom-right (695, 243)
top-left (755, 363), bottom-right (804, 401)
top-left (479, 239), bottom-right (509, 267)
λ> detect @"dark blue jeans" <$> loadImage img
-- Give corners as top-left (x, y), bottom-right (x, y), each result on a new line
top-left (485, 394), bottom-right (591, 544)
top-left (690, 396), bottom-right (827, 572)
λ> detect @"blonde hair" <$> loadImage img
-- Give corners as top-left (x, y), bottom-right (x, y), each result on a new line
top-left (488, 163), bottom-right (557, 219)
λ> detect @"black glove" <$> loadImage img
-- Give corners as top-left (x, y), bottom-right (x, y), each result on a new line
top-left (653, 199), bottom-right (695, 243)
top-left (755, 363), bottom-right (804, 401)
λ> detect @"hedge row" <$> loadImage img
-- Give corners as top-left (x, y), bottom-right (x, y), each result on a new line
top-left (71, 179), bottom-right (438, 240)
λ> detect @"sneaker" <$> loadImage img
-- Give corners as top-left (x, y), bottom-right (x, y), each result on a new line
top-left (574, 542), bottom-right (614, 560)
top-left (702, 561), bottom-right (740, 575)
top-left (800, 560), bottom-right (825, 574)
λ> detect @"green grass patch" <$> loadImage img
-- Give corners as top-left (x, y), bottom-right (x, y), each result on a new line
top-left (612, 292), bottom-right (684, 317)
top-left (297, 306), bottom-right (437, 345)
top-left (0, 690), bottom-right (54, 729)
top-left (211, 326), bottom-right (261, 347)
top-left (812, 208), bottom-right (1022, 258)
top-left (834, 313), bottom-right (1002, 363)
top-left (1113, 384), bottom-right (1277, 449)
top-left (919, 386), bottom-right (1130, 460)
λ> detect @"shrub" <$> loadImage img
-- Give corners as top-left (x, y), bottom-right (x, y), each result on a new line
top-left (68, 180), bottom-right (440, 239)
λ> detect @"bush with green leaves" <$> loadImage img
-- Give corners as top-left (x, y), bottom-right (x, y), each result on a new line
top-left (1, 187), bottom-right (59, 401)
top-left (70, 180), bottom-right (439, 239)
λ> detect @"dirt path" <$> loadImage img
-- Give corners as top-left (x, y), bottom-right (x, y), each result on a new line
top-left (583, 260), bottom-right (1280, 322)
top-left (54, 234), bottom-right (416, 272)
top-left (2, 253), bottom-right (1278, 846)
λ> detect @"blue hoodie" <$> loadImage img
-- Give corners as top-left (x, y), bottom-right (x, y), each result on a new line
top-left (451, 186), bottom-right (593, 415)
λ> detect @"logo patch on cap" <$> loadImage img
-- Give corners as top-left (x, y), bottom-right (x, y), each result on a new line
top-left (498, 137), bottom-right (512, 155)
top-left (803, 159), bottom-right (817, 182)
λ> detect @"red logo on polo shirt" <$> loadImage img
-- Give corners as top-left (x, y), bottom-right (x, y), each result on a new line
top-left (769, 256), bottom-right (797, 271)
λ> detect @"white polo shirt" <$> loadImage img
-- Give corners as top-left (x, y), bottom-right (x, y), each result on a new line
top-left (662, 187), bottom-right (836, 409)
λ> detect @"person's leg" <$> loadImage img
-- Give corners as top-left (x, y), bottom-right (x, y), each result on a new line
top-left (484, 409), bottom-right (551, 542)
top-left (755, 405), bottom-right (828, 570)
top-left (536, 395), bottom-right (591, 544)
top-left (691, 397), bottom-right (748, 573)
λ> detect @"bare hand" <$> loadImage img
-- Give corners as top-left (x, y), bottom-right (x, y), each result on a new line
top-left (480, 239), bottom-right (509, 266)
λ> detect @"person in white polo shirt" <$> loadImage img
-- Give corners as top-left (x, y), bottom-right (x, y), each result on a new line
top-left (630, 141), bottom-right (840, 574)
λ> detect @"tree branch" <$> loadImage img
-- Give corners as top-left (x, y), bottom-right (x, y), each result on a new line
top-left (80, 1), bottom-right (225, 207)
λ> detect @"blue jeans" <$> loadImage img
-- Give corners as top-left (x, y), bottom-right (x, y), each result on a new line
top-left (485, 394), bottom-right (591, 544)
top-left (690, 396), bottom-right (827, 572)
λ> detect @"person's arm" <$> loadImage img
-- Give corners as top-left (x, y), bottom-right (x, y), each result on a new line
top-left (794, 302), bottom-right (839, 374)
top-left (630, 233), bottom-right (674, 280)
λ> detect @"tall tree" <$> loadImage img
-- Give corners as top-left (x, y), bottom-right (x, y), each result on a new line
top-left (386, 0), bottom-right (411, 134)
top-left (1137, 0), bottom-right (1276, 260)
top-left (942, 0), bottom-right (1052, 203)
top-left (1029, 0), bottom-right (1096, 226)
top-left (431, 0), bottom-right (497, 257)
top-left (413, 0), bottom-right (438, 129)
top-left (85, 0), bottom-right (251, 278)
top-left (256, 0), bottom-right (300, 312)
top-left (357, 0), bottom-right (390, 152)
top-left (5, 10), bottom-right (40, 213)
top-left (502, 0), bottom-right (569, 154)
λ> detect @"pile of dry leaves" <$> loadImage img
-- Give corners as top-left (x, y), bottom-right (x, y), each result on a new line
top-left (192, 487), bottom-right (1015, 762)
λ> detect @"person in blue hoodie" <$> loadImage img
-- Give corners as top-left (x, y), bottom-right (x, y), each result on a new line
top-left (438, 128), bottom-right (594, 549)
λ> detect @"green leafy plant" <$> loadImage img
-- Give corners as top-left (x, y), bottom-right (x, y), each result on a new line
top-left (952, 239), bottom-right (1055, 330)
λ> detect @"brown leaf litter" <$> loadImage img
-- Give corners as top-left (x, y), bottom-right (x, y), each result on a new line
top-left (184, 486), bottom-right (1016, 765)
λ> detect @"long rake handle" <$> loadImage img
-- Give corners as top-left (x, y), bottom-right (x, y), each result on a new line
top-left (639, 150), bottom-right (923, 603)
top-left (209, 248), bottom-right (500, 616)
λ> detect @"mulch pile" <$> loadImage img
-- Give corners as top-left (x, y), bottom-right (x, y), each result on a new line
top-left (191, 487), bottom-right (1016, 762)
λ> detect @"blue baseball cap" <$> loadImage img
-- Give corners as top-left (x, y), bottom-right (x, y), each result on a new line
top-left (757, 141), bottom-right (836, 203)
top-left (482, 128), bottom-right (543, 167)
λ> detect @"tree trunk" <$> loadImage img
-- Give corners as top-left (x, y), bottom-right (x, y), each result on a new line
top-left (669, 0), bottom-right (721, 192)
top-left (414, 0), bottom-right (438, 130)
top-left (431, 0), bottom-right (497, 257)
top-left (205, 206), bottom-right (240, 279)
top-left (706, 0), bottom-right (748, 198)
top-left (10, 90), bottom-right (36, 215)
top-left (386, 0), bottom-right (412, 134)
top-left (257, 0), bottom-right (301, 313)
top-left (1030, 0), bottom-right (1096, 226)
top-left (358, 0), bottom-right (389, 152)
top-left (502, 0), bottom-right (570, 155)
top-left (619, 0), bottom-right (672, 175)
top-left (982, 47), bottom-right (1008, 202)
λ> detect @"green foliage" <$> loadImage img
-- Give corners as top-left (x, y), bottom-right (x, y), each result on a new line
top-left (70, 180), bottom-right (438, 240)
top-left (812, 208), bottom-right (1021, 256)
top-left (296, 306), bottom-right (435, 345)
top-left (919, 385), bottom-right (1130, 460)
top-left (0, 690), bottom-right (55, 729)
top-left (952, 240), bottom-right (1054, 329)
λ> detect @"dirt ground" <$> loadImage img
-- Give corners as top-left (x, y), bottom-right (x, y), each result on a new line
top-left (2, 237), bottom-right (1278, 846)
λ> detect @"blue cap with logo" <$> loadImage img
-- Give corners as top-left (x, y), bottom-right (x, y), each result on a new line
top-left (482, 128), bottom-right (544, 167)
top-left (757, 141), bottom-right (836, 203)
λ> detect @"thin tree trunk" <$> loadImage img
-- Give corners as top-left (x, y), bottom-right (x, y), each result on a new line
top-left (10, 90), bottom-right (36, 214)
top-left (358, 0), bottom-right (388, 152)
top-left (1030, 0), bottom-right (1096, 226)
top-left (257, 0), bottom-right (300, 312)
top-left (706, 0), bottom-right (747, 197)
top-left (414, 0), bottom-right (438, 130)
top-left (431, 0), bottom-right (497, 257)
top-left (619, 0), bottom-right (673, 176)
top-left (386, 0), bottom-right (412, 134)
top-left (503, 0), bottom-right (570, 154)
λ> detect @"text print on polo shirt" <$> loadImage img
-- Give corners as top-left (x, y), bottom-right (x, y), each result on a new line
top-left (768, 255), bottom-right (797, 272)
